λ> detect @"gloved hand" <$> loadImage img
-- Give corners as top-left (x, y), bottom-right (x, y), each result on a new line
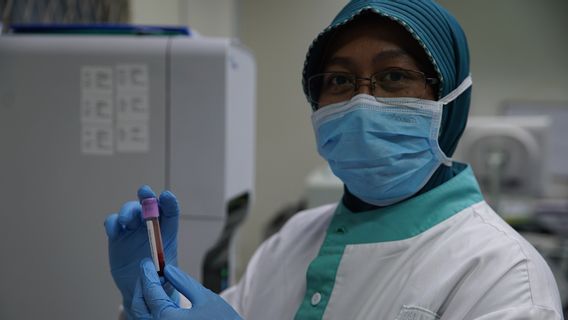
top-left (104, 185), bottom-right (180, 319)
top-left (132, 258), bottom-right (242, 320)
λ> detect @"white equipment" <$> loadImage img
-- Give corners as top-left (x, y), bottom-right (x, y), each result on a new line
top-left (453, 115), bottom-right (551, 219)
top-left (0, 32), bottom-right (255, 320)
top-left (502, 101), bottom-right (568, 198)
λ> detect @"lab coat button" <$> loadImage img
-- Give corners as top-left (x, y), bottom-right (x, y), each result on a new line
top-left (311, 292), bottom-right (322, 306)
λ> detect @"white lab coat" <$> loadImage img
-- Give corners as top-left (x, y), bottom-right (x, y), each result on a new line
top-left (222, 165), bottom-right (563, 319)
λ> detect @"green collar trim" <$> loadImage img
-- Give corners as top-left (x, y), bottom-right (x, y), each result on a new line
top-left (294, 163), bottom-right (483, 320)
top-left (330, 163), bottom-right (483, 244)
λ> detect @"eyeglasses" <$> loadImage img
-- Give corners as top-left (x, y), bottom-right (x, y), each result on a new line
top-left (307, 68), bottom-right (439, 108)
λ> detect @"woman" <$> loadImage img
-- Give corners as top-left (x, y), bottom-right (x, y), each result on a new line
top-left (105, 1), bottom-right (563, 319)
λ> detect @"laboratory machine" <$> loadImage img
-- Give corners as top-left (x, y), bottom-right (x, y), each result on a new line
top-left (501, 101), bottom-right (568, 199)
top-left (453, 115), bottom-right (551, 215)
top-left (0, 28), bottom-right (256, 319)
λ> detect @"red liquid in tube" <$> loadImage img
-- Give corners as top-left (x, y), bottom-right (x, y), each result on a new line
top-left (142, 198), bottom-right (165, 276)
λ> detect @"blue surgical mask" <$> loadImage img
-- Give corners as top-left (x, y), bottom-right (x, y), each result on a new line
top-left (311, 76), bottom-right (472, 206)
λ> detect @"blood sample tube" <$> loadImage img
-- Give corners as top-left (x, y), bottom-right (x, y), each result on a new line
top-left (142, 197), bottom-right (165, 276)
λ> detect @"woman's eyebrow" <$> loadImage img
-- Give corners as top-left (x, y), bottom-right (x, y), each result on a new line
top-left (325, 56), bottom-right (355, 69)
top-left (372, 49), bottom-right (412, 64)
top-left (326, 49), bottom-right (414, 69)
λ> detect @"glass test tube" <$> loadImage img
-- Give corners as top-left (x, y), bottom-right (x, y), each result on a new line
top-left (142, 197), bottom-right (165, 276)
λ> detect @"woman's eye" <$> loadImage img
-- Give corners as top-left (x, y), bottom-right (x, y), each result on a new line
top-left (329, 74), bottom-right (351, 86)
top-left (382, 70), bottom-right (407, 82)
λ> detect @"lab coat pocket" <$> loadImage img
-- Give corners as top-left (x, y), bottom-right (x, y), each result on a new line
top-left (395, 304), bottom-right (440, 320)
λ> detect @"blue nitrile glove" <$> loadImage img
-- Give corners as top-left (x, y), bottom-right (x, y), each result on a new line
top-left (104, 185), bottom-right (179, 319)
top-left (132, 258), bottom-right (242, 320)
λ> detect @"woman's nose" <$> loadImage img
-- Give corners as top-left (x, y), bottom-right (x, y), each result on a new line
top-left (354, 78), bottom-right (375, 96)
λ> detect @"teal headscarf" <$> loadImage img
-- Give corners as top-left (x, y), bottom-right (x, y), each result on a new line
top-left (302, 0), bottom-right (472, 208)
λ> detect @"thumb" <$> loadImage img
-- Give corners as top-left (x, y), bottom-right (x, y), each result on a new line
top-left (139, 258), bottom-right (177, 316)
top-left (164, 264), bottom-right (209, 307)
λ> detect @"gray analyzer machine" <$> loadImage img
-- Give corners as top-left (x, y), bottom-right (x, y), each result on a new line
top-left (0, 29), bottom-right (256, 320)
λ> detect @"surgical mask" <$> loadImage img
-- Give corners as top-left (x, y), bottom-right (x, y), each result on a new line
top-left (311, 76), bottom-right (472, 206)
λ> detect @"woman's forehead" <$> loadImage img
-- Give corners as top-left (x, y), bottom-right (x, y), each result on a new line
top-left (323, 14), bottom-right (435, 73)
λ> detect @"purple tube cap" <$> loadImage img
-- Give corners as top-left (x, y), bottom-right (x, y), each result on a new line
top-left (141, 198), bottom-right (159, 219)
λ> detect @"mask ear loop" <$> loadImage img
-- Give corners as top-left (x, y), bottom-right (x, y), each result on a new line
top-left (439, 74), bottom-right (473, 105)
top-left (434, 74), bottom-right (473, 167)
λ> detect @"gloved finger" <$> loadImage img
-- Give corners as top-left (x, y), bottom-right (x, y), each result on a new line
top-left (137, 185), bottom-right (157, 202)
top-left (131, 277), bottom-right (152, 319)
top-left (117, 201), bottom-right (143, 231)
top-left (158, 190), bottom-right (180, 219)
top-left (140, 258), bottom-right (178, 315)
top-left (158, 191), bottom-right (179, 235)
top-left (104, 213), bottom-right (122, 240)
top-left (164, 264), bottom-right (208, 307)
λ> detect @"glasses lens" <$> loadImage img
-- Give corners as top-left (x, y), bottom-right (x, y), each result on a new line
top-left (374, 69), bottom-right (427, 99)
top-left (309, 73), bottom-right (355, 106)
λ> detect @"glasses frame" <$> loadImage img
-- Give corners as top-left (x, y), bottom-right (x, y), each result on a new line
top-left (308, 68), bottom-right (440, 108)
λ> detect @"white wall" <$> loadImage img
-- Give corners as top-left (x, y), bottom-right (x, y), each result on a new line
top-left (130, 0), bottom-right (237, 37)
top-left (130, 0), bottom-right (181, 25)
top-left (130, 0), bottom-right (568, 279)
top-left (438, 0), bottom-right (568, 115)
